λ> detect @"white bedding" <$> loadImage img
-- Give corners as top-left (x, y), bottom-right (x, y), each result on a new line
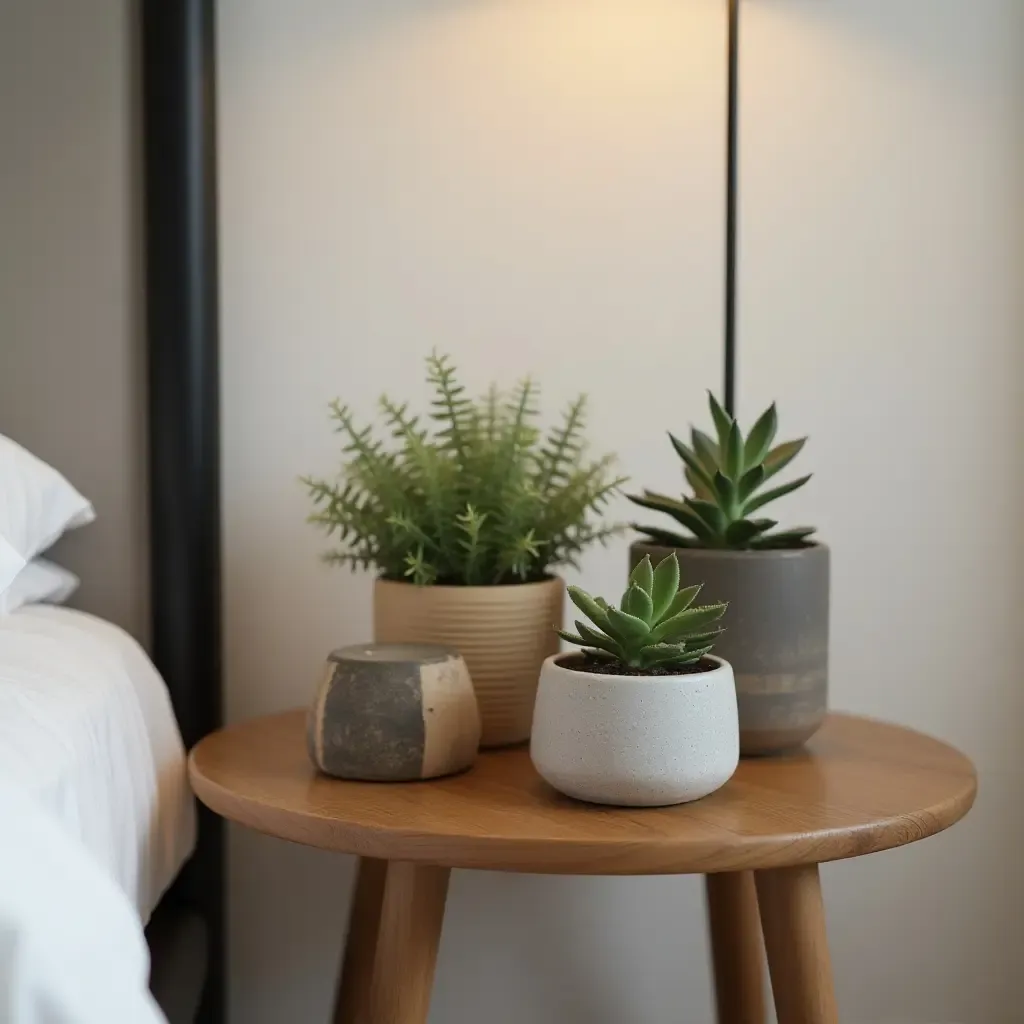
top-left (0, 779), bottom-right (167, 1024)
top-left (0, 606), bottom-right (195, 921)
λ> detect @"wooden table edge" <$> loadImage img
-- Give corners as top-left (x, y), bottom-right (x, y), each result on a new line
top-left (188, 743), bottom-right (977, 876)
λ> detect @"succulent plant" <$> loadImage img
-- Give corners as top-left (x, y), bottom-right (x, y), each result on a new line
top-left (557, 553), bottom-right (727, 672)
top-left (628, 393), bottom-right (816, 550)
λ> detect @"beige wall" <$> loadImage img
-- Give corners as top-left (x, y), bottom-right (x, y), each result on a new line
top-left (0, 0), bottom-right (147, 639)
top-left (738, 3), bottom-right (1024, 1018)
top-left (220, 2), bottom-right (1023, 1023)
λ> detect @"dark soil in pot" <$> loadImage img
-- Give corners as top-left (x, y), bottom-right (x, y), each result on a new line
top-left (555, 653), bottom-right (720, 677)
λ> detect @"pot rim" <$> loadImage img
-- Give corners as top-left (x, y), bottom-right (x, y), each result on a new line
top-left (374, 574), bottom-right (564, 592)
top-left (544, 652), bottom-right (732, 683)
top-left (630, 539), bottom-right (829, 560)
top-left (328, 642), bottom-right (461, 665)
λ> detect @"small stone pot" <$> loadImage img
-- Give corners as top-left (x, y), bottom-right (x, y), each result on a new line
top-left (374, 577), bottom-right (564, 748)
top-left (630, 541), bottom-right (830, 756)
top-left (530, 654), bottom-right (739, 807)
top-left (308, 643), bottom-right (481, 781)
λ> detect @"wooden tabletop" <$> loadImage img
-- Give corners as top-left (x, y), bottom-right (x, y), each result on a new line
top-left (189, 710), bottom-right (976, 875)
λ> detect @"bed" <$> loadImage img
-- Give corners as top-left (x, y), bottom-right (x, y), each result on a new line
top-left (0, 429), bottom-right (214, 1022)
top-left (0, 601), bottom-right (204, 1020)
top-left (0, 606), bottom-right (195, 920)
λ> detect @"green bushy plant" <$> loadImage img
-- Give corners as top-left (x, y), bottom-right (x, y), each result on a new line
top-left (628, 393), bottom-right (816, 550)
top-left (557, 553), bottom-right (727, 672)
top-left (303, 352), bottom-right (625, 586)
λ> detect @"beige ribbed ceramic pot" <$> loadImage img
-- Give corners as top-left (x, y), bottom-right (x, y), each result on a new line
top-left (374, 577), bottom-right (564, 747)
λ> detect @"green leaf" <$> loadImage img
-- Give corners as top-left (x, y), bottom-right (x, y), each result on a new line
top-left (664, 583), bottom-right (703, 618)
top-left (622, 583), bottom-right (654, 624)
top-left (691, 428), bottom-right (720, 472)
top-left (680, 644), bottom-right (713, 662)
top-left (743, 474), bottom-right (812, 515)
top-left (650, 554), bottom-right (680, 621)
top-left (639, 489), bottom-right (689, 510)
top-left (712, 471), bottom-right (735, 510)
top-left (627, 494), bottom-right (717, 544)
top-left (625, 491), bottom-right (687, 518)
top-left (677, 508), bottom-right (722, 544)
top-left (723, 421), bottom-right (744, 480)
top-left (708, 392), bottom-right (733, 447)
top-left (567, 585), bottom-right (612, 631)
top-left (629, 554), bottom-right (654, 596)
top-left (606, 607), bottom-right (652, 642)
top-left (686, 498), bottom-right (726, 536)
top-left (762, 438), bottom-right (806, 482)
top-left (402, 545), bottom-right (438, 586)
top-left (648, 602), bottom-right (728, 644)
top-left (743, 402), bottom-right (778, 468)
top-left (638, 643), bottom-right (690, 668)
top-left (669, 434), bottom-right (715, 493)
top-left (536, 394), bottom-right (587, 498)
top-left (754, 526), bottom-right (817, 549)
top-left (684, 466), bottom-right (715, 502)
top-left (641, 643), bottom-right (707, 667)
top-left (725, 518), bottom-right (775, 547)
top-left (736, 465), bottom-right (765, 504)
top-left (576, 621), bottom-right (626, 659)
top-left (683, 627), bottom-right (725, 647)
top-left (630, 524), bottom-right (700, 547)
top-left (555, 629), bottom-right (586, 646)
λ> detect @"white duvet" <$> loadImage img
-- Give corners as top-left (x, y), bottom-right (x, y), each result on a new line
top-left (0, 779), bottom-right (167, 1023)
top-left (0, 606), bottom-right (196, 919)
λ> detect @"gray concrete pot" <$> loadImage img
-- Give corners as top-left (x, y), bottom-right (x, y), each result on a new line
top-left (629, 541), bottom-right (829, 756)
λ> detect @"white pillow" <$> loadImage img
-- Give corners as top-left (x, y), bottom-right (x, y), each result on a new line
top-left (0, 558), bottom-right (80, 615)
top-left (0, 434), bottom-right (94, 596)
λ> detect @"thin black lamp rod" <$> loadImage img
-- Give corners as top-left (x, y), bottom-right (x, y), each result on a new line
top-left (723, 0), bottom-right (740, 416)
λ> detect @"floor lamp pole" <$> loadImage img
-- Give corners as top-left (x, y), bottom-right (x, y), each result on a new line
top-left (723, 0), bottom-right (740, 415)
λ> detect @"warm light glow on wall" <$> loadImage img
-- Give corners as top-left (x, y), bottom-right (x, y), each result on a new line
top-left (450, 0), bottom-right (721, 100)
top-left (322, 0), bottom-right (724, 107)
top-left (289, 0), bottom-right (727, 234)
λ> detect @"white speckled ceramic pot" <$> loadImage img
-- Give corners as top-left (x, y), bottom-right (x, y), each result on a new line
top-left (530, 654), bottom-right (740, 807)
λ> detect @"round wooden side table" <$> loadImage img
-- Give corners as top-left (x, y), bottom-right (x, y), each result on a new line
top-left (189, 710), bottom-right (976, 1024)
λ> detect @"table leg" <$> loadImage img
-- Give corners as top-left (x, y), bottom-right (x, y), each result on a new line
top-left (367, 861), bottom-right (450, 1024)
top-left (755, 864), bottom-right (838, 1024)
top-left (334, 857), bottom-right (388, 1024)
top-left (704, 871), bottom-right (766, 1024)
